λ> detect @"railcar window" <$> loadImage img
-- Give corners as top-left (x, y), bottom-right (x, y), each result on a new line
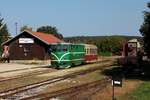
top-left (89, 49), bottom-right (91, 54)
top-left (95, 49), bottom-right (97, 54)
top-left (91, 49), bottom-right (93, 54)
top-left (87, 49), bottom-right (89, 54)
top-left (93, 49), bottom-right (96, 54)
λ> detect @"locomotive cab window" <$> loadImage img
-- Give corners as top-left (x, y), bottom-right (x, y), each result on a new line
top-left (51, 44), bottom-right (68, 52)
top-left (62, 45), bottom-right (68, 52)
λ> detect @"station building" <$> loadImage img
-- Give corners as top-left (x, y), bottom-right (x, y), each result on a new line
top-left (2, 30), bottom-right (63, 60)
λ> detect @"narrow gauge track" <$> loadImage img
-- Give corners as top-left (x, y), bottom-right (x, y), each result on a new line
top-left (0, 68), bottom-right (54, 83)
top-left (21, 77), bottom-right (111, 100)
top-left (0, 62), bottom-right (113, 99)
top-left (0, 59), bottom-right (113, 83)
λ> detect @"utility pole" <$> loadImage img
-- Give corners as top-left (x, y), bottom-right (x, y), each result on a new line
top-left (15, 22), bottom-right (18, 35)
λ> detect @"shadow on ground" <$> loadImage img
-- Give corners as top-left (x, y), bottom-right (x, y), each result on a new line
top-left (102, 61), bottom-right (150, 81)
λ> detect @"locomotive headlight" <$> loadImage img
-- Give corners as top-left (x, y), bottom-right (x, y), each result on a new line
top-left (51, 56), bottom-right (55, 59)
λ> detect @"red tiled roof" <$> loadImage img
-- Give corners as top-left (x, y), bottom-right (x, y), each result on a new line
top-left (1, 30), bottom-right (64, 46)
top-left (29, 31), bottom-right (63, 44)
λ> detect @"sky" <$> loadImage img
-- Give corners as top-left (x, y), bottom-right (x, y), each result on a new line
top-left (0, 0), bottom-right (149, 37)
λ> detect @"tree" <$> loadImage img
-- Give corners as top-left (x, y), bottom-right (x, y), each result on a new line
top-left (0, 16), bottom-right (9, 54)
top-left (20, 25), bottom-right (32, 32)
top-left (0, 17), bottom-right (9, 43)
top-left (36, 26), bottom-right (63, 39)
top-left (140, 2), bottom-right (150, 56)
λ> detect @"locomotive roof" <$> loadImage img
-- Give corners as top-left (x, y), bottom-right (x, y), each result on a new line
top-left (50, 43), bottom-right (85, 45)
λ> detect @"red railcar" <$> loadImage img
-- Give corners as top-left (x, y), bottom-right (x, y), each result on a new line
top-left (84, 44), bottom-right (98, 63)
top-left (118, 39), bottom-right (141, 65)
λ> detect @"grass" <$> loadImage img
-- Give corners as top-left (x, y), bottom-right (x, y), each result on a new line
top-left (100, 59), bottom-right (150, 100)
top-left (119, 81), bottom-right (150, 100)
top-left (119, 61), bottom-right (150, 100)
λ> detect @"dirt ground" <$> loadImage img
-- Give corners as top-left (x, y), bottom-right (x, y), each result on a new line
top-left (0, 63), bottom-right (50, 77)
top-left (91, 79), bottom-right (141, 100)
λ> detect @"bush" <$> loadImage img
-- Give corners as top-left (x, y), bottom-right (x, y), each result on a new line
top-left (99, 52), bottom-right (112, 56)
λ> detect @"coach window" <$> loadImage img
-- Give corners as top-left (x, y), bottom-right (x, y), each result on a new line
top-left (86, 49), bottom-right (87, 54)
top-left (91, 49), bottom-right (92, 54)
top-left (95, 49), bottom-right (97, 54)
top-left (86, 48), bottom-right (88, 54)
top-left (92, 49), bottom-right (94, 54)
top-left (88, 49), bottom-right (89, 54)
top-left (90, 49), bottom-right (92, 54)
top-left (86, 49), bottom-right (88, 54)
top-left (93, 49), bottom-right (95, 54)
top-left (90, 49), bottom-right (93, 54)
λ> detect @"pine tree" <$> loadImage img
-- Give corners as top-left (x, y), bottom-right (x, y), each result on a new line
top-left (0, 16), bottom-right (9, 54)
top-left (140, 2), bottom-right (150, 56)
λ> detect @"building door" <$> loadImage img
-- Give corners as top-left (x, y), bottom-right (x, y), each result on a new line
top-left (22, 45), bottom-right (31, 59)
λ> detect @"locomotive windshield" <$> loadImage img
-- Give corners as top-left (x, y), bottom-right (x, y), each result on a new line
top-left (51, 44), bottom-right (68, 52)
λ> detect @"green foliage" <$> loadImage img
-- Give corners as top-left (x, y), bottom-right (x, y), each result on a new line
top-left (65, 36), bottom-right (130, 56)
top-left (20, 25), bottom-right (32, 32)
top-left (140, 2), bottom-right (150, 56)
top-left (95, 36), bottom-right (126, 55)
top-left (0, 16), bottom-right (9, 54)
top-left (36, 25), bottom-right (63, 39)
top-left (99, 52), bottom-right (112, 56)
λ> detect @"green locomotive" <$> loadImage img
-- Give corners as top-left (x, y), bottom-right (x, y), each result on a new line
top-left (49, 43), bottom-right (85, 68)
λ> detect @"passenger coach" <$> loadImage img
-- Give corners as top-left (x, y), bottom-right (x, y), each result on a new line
top-left (84, 44), bottom-right (98, 63)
